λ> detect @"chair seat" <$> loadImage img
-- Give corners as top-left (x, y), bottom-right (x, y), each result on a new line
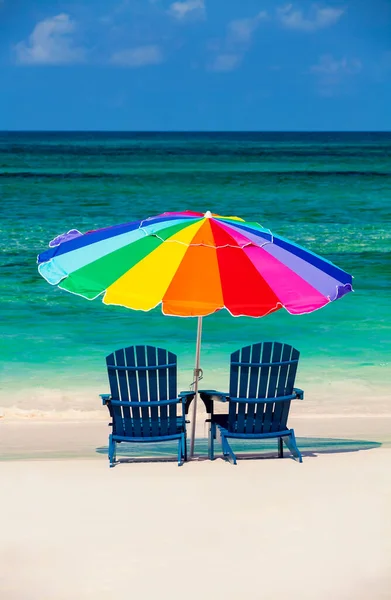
top-left (113, 417), bottom-right (185, 440)
top-left (212, 414), bottom-right (292, 438)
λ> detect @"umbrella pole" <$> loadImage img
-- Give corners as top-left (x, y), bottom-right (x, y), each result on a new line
top-left (189, 316), bottom-right (203, 458)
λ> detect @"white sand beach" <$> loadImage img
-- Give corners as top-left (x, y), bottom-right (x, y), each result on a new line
top-left (1, 413), bottom-right (391, 600)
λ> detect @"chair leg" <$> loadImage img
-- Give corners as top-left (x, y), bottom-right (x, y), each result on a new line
top-left (222, 434), bottom-right (237, 465)
top-left (178, 435), bottom-right (185, 466)
top-left (108, 435), bottom-right (116, 468)
top-left (282, 430), bottom-right (303, 463)
top-left (278, 437), bottom-right (284, 458)
top-left (183, 432), bottom-right (188, 462)
top-left (208, 422), bottom-right (215, 460)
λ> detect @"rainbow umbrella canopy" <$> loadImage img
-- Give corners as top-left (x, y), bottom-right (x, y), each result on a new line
top-left (38, 210), bottom-right (353, 455)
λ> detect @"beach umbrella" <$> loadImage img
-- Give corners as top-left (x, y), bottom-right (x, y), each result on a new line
top-left (37, 210), bottom-right (353, 457)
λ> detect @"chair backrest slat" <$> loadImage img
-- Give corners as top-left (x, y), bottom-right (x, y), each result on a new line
top-left (262, 343), bottom-right (283, 433)
top-left (286, 347), bottom-right (300, 393)
top-left (136, 346), bottom-right (151, 437)
top-left (106, 352), bottom-right (125, 436)
top-left (157, 347), bottom-right (169, 436)
top-left (227, 342), bottom-right (300, 435)
top-left (253, 342), bottom-right (272, 434)
top-left (146, 346), bottom-right (159, 437)
top-left (105, 345), bottom-right (178, 439)
top-left (237, 345), bottom-right (251, 434)
top-left (123, 346), bottom-right (141, 437)
top-left (245, 343), bottom-right (262, 433)
top-left (228, 348), bottom-right (240, 432)
top-left (257, 342), bottom-right (273, 398)
top-left (115, 348), bottom-right (130, 402)
top-left (266, 342), bottom-right (283, 398)
top-left (116, 348), bottom-right (134, 437)
top-left (167, 350), bottom-right (178, 435)
top-left (271, 344), bottom-right (293, 432)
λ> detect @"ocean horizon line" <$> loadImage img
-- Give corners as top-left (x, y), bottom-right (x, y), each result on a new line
top-left (1, 129), bottom-right (391, 134)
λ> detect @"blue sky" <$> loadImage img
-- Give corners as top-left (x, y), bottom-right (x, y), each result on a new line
top-left (1, 0), bottom-right (390, 130)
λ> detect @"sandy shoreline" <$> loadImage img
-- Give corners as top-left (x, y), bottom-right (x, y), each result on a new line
top-left (1, 449), bottom-right (391, 600)
top-left (1, 414), bottom-right (391, 599)
top-left (1, 413), bottom-right (390, 461)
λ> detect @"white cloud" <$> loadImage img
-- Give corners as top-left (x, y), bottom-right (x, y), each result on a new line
top-left (209, 53), bottom-right (241, 72)
top-left (14, 14), bottom-right (85, 65)
top-left (310, 54), bottom-right (361, 95)
top-left (208, 10), bottom-right (268, 72)
top-left (168, 0), bottom-right (205, 21)
top-left (228, 11), bottom-right (268, 43)
top-left (310, 54), bottom-right (361, 75)
top-left (110, 45), bottom-right (163, 67)
top-left (277, 4), bottom-right (344, 32)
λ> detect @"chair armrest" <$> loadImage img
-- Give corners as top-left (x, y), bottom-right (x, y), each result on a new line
top-left (199, 389), bottom-right (229, 402)
top-left (293, 388), bottom-right (304, 400)
top-left (100, 394), bottom-right (111, 406)
top-left (178, 391), bottom-right (195, 398)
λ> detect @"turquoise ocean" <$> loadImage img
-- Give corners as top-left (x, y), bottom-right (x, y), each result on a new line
top-left (1, 132), bottom-right (390, 418)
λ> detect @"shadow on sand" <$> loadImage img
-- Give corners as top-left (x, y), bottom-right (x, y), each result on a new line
top-left (95, 437), bottom-right (382, 465)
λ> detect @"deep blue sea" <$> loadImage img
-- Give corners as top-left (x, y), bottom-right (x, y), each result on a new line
top-left (1, 132), bottom-right (390, 417)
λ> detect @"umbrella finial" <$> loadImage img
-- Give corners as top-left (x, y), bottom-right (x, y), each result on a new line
top-left (204, 211), bottom-right (212, 219)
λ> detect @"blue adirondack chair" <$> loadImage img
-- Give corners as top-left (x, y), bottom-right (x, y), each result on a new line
top-left (101, 345), bottom-right (191, 466)
top-left (205, 342), bottom-right (304, 464)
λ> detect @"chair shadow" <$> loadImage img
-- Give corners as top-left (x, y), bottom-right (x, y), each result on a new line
top-left (95, 437), bottom-right (382, 465)
top-left (231, 437), bottom-right (382, 462)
